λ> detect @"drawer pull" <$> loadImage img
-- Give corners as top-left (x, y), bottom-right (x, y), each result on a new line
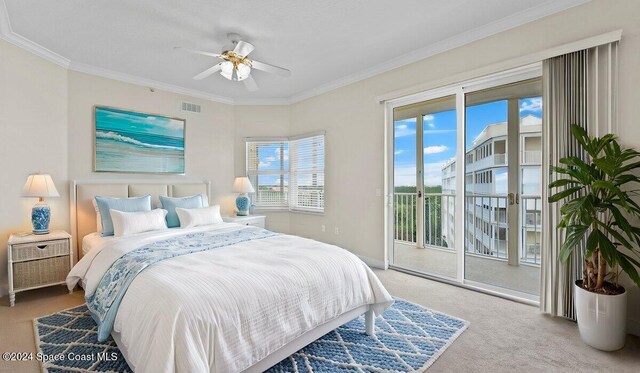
top-left (36, 245), bottom-right (48, 250)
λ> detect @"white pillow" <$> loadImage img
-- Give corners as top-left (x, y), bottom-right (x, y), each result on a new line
top-left (109, 209), bottom-right (168, 237)
top-left (175, 205), bottom-right (223, 228)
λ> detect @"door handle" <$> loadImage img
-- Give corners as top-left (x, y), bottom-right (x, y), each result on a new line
top-left (417, 190), bottom-right (422, 198)
top-left (516, 193), bottom-right (520, 205)
top-left (508, 193), bottom-right (515, 205)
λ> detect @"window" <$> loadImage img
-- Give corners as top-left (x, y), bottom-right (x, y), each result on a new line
top-left (246, 132), bottom-right (325, 213)
top-left (246, 139), bottom-right (289, 208)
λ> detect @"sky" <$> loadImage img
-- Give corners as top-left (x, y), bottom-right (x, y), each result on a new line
top-left (394, 96), bottom-right (542, 188)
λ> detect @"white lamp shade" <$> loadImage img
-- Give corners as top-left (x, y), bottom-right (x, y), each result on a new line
top-left (233, 177), bottom-right (255, 193)
top-left (22, 174), bottom-right (60, 198)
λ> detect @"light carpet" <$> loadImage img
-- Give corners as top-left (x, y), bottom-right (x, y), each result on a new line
top-left (34, 298), bottom-right (468, 372)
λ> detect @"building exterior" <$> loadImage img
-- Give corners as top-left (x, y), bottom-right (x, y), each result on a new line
top-left (440, 115), bottom-right (542, 264)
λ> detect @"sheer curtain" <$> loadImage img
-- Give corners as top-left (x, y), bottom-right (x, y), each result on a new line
top-left (540, 41), bottom-right (618, 318)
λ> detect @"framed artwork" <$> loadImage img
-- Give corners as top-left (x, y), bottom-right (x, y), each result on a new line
top-left (94, 106), bottom-right (185, 174)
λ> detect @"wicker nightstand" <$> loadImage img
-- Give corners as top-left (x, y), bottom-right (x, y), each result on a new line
top-left (7, 230), bottom-right (73, 307)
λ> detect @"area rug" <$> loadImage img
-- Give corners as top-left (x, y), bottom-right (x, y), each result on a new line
top-left (34, 298), bottom-right (468, 372)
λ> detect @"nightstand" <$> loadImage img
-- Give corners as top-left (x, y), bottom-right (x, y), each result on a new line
top-left (222, 215), bottom-right (266, 229)
top-left (7, 230), bottom-right (72, 307)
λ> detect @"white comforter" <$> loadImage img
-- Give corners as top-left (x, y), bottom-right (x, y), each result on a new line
top-left (67, 223), bottom-right (393, 373)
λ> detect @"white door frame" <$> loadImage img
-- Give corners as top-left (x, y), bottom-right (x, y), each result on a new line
top-left (384, 63), bottom-right (542, 304)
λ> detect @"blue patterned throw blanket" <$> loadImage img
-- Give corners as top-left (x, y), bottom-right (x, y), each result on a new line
top-left (86, 227), bottom-right (278, 342)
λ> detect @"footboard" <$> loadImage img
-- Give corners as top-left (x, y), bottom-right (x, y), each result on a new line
top-left (243, 304), bottom-right (375, 373)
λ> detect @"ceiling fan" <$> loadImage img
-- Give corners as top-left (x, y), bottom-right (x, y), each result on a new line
top-left (176, 33), bottom-right (291, 92)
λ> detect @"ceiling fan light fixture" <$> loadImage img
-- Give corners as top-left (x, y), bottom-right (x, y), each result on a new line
top-left (221, 61), bottom-right (234, 74)
top-left (237, 63), bottom-right (251, 80)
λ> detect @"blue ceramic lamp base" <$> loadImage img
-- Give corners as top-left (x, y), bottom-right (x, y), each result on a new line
top-left (236, 194), bottom-right (250, 216)
top-left (32, 202), bottom-right (51, 235)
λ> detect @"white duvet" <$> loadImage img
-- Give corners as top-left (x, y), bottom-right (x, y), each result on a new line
top-left (67, 223), bottom-right (393, 373)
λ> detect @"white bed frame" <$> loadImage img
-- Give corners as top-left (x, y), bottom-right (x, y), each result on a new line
top-left (71, 180), bottom-right (375, 372)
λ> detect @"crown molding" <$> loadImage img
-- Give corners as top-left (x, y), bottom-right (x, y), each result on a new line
top-left (0, 0), bottom-right (70, 67)
top-left (68, 61), bottom-right (235, 104)
top-left (286, 0), bottom-right (590, 104)
top-left (0, 0), bottom-right (589, 106)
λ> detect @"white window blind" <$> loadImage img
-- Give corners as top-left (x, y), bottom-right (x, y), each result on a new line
top-left (245, 132), bottom-right (325, 213)
top-left (290, 134), bottom-right (325, 212)
top-left (246, 140), bottom-right (289, 208)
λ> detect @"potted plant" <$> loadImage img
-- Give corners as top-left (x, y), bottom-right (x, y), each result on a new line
top-left (549, 124), bottom-right (640, 351)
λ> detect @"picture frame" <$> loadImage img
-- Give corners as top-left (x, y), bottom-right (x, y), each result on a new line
top-left (94, 106), bottom-right (186, 174)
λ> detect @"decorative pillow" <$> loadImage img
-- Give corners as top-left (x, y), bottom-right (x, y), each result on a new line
top-left (159, 194), bottom-right (205, 228)
top-left (110, 209), bottom-right (168, 237)
top-left (95, 195), bottom-right (152, 236)
top-left (175, 205), bottom-right (223, 229)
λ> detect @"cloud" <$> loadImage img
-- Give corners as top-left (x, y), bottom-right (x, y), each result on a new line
top-left (520, 97), bottom-right (542, 113)
top-left (424, 145), bottom-right (448, 155)
top-left (275, 148), bottom-right (289, 161)
top-left (394, 123), bottom-right (416, 138)
top-left (424, 162), bottom-right (446, 186)
top-left (394, 150), bottom-right (404, 155)
top-left (424, 129), bottom-right (456, 134)
top-left (423, 114), bottom-right (435, 128)
top-left (264, 156), bottom-right (276, 162)
top-left (393, 162), bottom-right (447, 187)
top-left (258, 161), bottom-right (271, 168)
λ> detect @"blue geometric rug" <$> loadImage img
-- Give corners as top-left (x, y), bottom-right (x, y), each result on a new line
top-left (34, 299), bottom-right (468, 372)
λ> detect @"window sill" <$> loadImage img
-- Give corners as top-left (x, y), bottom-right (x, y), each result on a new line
top-left (253, 207), bottom-right (325, 216)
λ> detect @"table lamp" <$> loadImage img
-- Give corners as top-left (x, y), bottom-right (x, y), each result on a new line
top-left (22, 174), bottom-right (60, 234)
top-left (233, 177), bottom-right (255, 216)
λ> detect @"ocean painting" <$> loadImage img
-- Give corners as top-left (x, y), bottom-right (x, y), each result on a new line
top-left (95, 107), bottom-right (185, 174)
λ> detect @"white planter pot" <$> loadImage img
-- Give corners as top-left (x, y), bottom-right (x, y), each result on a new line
top-left (574, 281), bottom-right (627, 351)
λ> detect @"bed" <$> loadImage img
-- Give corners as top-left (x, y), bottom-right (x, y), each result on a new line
top-left (67, 180), bottom-right (394, 372)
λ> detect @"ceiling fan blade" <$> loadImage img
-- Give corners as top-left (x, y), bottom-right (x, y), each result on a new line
top-left (233, 41), bottom-right (255, 57)
top-left (175, 47), bottom-right (221, 58)
top-left (193, 63), bottom-right (223, 80)
top-left (243, 75), bottom-right (259, 92)
top-left (251, 60), bottom-right (291, 77)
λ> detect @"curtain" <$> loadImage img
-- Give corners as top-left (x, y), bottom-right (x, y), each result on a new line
top-left (540, 41), bottom-right (619, 319)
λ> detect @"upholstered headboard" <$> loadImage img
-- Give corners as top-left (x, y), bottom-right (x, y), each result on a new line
top-left (71, 180), bottom-right (211, 260)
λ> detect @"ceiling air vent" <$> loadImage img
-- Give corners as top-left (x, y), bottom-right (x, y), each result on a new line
top-left (182, 102), bottom-right (201, 113)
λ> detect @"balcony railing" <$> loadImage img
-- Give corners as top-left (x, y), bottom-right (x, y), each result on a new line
top-left (394, 192), bottom-right (541, 265)
top-left (467, 153), bottom-right (506, 172)
top-left (520, 196), bottom-right (542, 265)
top-left (522, 150), bottom-right (542, 164)
top-left (394, 193), bottom-right (417, 243)
top-left (255, 189), bottom-right (324, 209)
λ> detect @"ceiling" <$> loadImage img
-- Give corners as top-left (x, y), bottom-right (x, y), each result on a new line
top-left (0, 0), bottom-right (587, 104)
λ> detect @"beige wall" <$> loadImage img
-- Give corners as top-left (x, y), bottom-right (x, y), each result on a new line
top-left (67, 71), bottom-right (237, 214)
top-left (288, 0), bottom-right (640, 332)
top-left (0, 40), bottom-right (69, 296)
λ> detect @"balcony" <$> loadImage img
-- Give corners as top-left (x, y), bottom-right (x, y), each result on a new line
top-left (467, 153), bottom-right (506, 172)
top-left (522, 150), bottom-right (542, 164)
top-left (393, 191), bottom-right (541, 295)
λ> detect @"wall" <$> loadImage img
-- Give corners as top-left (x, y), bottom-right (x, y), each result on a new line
top-left (289, 0), bottom-right (640, 332)
top-left (0, 39), bottom-right (69, 296)
top-left (67, 71), bottom-right (236, 214)
top-left (233, 105), bottom-right (291, 233)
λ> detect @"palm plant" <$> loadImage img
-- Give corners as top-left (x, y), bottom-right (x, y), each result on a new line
top-left (549, 124), bottom-right (640, 294)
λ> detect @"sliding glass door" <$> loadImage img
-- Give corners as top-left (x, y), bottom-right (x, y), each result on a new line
top-left (392, 95), bottom-right (457, 280)
top-left (388, 65), bottom-right (543, 302)
top-left (464, 79), bottom-right (542, 299)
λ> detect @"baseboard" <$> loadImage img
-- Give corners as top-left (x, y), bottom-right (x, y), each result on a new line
top-left (357, 255), bottom-right (388, 270)
top-left (628, 317), bottom-right (640, 337)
